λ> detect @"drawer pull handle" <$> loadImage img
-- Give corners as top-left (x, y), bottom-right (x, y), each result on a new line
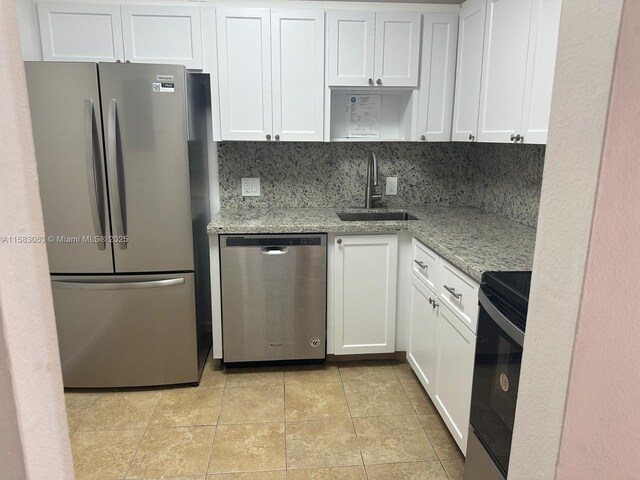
top-left (444, 285), bottom-right (462, 299)
top-left (428, 297), bottom-right (439, 308)
top-left (414, 259), bottom-right (427, 270)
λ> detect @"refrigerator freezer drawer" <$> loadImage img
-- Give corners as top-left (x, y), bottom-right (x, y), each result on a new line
top-left (52, 273), bottom-right (198, 387)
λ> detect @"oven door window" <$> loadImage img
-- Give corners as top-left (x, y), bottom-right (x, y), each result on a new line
top-left (470, 295), bottom-right (523, 477)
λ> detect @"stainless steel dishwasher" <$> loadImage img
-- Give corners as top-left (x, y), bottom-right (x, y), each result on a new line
top-left (220, 234), bottom-right (327, 362)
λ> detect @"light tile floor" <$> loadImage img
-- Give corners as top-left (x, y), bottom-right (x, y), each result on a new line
top-left (66, 359), bottom-right (465, 480)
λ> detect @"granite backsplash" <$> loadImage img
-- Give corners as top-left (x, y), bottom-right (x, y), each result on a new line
top-left (216, 142), bottom-right (545, 228)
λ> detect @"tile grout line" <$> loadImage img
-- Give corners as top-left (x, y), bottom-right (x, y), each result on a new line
top-left (338, 364), bottom-right (369, 480)
top-left (122, 393), bottom-right (162, 479)
top-left (284, 374), bottom-right (289, 475)
top-left (204, 379), bottom-right (225, 476)
top-left (394, 362), bottom-right (464, 476)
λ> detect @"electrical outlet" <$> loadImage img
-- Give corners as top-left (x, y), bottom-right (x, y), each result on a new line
top-left (386, 177), bottom-right (398, 195)
top-left (241, 178), bottom-right (260, 196)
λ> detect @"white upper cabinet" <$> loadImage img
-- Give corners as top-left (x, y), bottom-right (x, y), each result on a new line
top-left (38, 3), bottom-right (124, 62)
top-left (271, 10), bottom-right (325, 141)
top-left (520, 0), bottom-right (562, 144)
top-left (216, 8), bottom-right (273, 141)
top-left (416, 13), bottom-right (458, 141)
top-left (333, 235), bottom-right (398, 355)
top-left (373, 12), bottom-right (421, 87)
top-left (477, 0), bottom-right (532, 143)
top-left (216, 8), bottom-right (325, 142)
top-left (453, 0), bottom-right (561, 144)
top-left (451, 0), bottom-right (486, 142)
top-left (121, 6), bottom-right (203, 69)
top-left (328, 11), bottom-right (375, 87)
top-left (328, 10), bottom-right (421, 87)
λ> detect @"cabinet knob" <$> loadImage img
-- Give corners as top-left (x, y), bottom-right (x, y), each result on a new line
top-left (337, 239), bottom-right (342, 245)
top-left (420, 135), bottom-right (426, 141)
top-left (376, 79), bottom-right (382, 85)
top-left (368, 78), bottom-right (374, 86)
top-left (510, 134), bottom-right (516, 141)
top-left (266, 134), bottom-right (272, 140)
top-left (511, 134), bottom-right (523, 142)
top-left (275, 134), bottom-right (280, 140)
top-left (469, 133), bottom-right (475, 141)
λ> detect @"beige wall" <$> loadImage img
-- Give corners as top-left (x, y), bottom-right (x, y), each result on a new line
top-left (509, 0), bottom-right (624, 478)
top-left (555, 1), bottom-right (640, 477)
top-left (0, 0), bottom-right (74, 478)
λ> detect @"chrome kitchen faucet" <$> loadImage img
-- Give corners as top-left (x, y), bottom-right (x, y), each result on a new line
top-left (365, 151), bottom-right (382, 208)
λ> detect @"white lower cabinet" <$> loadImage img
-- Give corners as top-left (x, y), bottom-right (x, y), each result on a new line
top-left (433, 303), bottom-right (476, 454)
top-left (407, 274), bottom-right (437, 395)
top-left (333, 235), bottom-right (398, 354)
top-left (407, 237), bottom-right (478, 456)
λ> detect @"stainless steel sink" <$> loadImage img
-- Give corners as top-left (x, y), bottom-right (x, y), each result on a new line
top-left (336, 211), bottom-right (419, 221)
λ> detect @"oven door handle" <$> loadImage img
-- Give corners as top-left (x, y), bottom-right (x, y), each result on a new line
top-left (479, 289), bottom-right (525, 347)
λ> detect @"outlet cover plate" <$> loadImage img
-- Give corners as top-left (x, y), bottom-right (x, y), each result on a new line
top-left (241, 178), bottom-right (260, 196)
top-left (386, 177), bottom-right (398, 195)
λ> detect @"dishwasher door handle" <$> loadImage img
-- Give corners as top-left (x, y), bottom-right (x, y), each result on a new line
top-left (260, 246), bottom-right (289, 255)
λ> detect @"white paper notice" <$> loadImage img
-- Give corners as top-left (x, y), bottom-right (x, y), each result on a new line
top-left (346, 95), bottom-right (381, 137)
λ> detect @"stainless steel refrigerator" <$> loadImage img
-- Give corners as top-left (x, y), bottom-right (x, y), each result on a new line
top-left (25, 62), bottom-right (212, 388)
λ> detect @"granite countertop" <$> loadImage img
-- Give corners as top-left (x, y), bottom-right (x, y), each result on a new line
top-left (208, 206), bottom-right (536, 282)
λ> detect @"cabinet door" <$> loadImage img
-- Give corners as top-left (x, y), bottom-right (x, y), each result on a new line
top-left (38, 3), bottom-right (123, 62)
top-left (416, 13), bottom-right (458, 141)
top-left (121, 6), bottom-right (203, 69)
top-left (271, 10), bottom-right (325, 142)
top-left (520, 0), bottom-right (562, 144)
top-left (433, 304), bottom-right (476, 455)
top-left (407, 275), bottom-right (437, 395)
top-left (334, 235), bottom-right (398, 354)
top-left (328, 10), bottom-right (375, 86)
top-left (373, 12), bottom-right (421, 87)
top-left (477, 0), bottom-right (533, 143)
top-left (217, 8), bottom-right (272, 141)
top-left (451, 0), bottom-right (486, 142)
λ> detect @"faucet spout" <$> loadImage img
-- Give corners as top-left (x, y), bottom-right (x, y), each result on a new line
top-left (370, 152), bottom-right (378, 186)
top-left (365, 151), bottom-right (382, 209)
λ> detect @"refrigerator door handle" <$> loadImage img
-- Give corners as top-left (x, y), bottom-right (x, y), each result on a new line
top-left (107, 98), bottom-right (128, 250)
top-left (84, 99), bottom-right (106, 250)
top-left (51, 277), bottom-right (185, 290)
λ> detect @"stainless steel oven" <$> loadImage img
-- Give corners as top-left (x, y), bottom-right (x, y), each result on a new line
top-left (464, 271), bottom-right (531, 480)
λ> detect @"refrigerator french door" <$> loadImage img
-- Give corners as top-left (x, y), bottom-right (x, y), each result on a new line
top-left (25, 62), bottom-right (211, 388)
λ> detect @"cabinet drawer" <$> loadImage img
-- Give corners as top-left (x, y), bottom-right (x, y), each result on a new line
top-left (411, 238), bottom-right (439, 291)
top-left (439, 260), bottom-right (479, 333)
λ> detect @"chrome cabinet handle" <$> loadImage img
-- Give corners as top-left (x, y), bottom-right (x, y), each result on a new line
top-left (376, 79), bottom-right (382, 85)
top-left (368, 78), bottom-right (374, 86)
top-left (337, 238), bottom-right (342, 245)
top-left (275, 134), bottom-right (280, 140)
top-left (84, 99), bottom-right (106, 251)
top-left (414, 259), bottom-right (427, 270)
top-left (107, 98), bottom-right (127, 250)
top-left (444, 284), bottom-right (462, 299)
top-left (469, 133), bottom-right (475, 141)
top-left (420, 135), bottom-right (426, 141)
top-left (510, 134), bottom-right (516, 141)
top-left (429, 298), bottom-right (439, 308)
top-left (266, 134), bottom-right (272, 140)
top-left (511, 134), bottom-right (523, 142)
